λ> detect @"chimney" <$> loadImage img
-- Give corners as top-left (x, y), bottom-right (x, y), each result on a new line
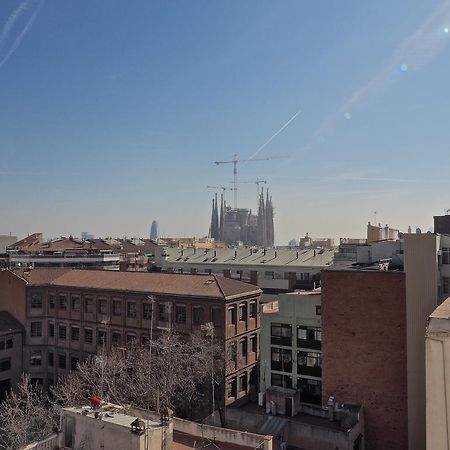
top-left (296, 251), bottom-right (299, 259)
top-left (274, 251), bottom-right (277, 258)
top-left (327, 396), bottom-right (335, 421)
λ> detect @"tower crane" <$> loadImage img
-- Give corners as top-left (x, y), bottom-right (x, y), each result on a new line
top-left (234, 179), bottom-right (267, 209)
top-left (214, 154), bottom-right (286, 209)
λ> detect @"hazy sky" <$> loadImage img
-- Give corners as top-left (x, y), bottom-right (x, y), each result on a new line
top-left (1, 0), bottom-right (450, 244)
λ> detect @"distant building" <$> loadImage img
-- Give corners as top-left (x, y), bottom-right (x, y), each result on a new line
top-left (0, 235), bottom-right (17, 254)
top-left (366, 221), bottom-right (399, 243)
top-left (209, 189), bottom-right (274, 247)
top-left (81, 231), bottom-right (94, 241)
top-left (150, 221), bottom-right (158, 240)
top-left (298, 234), bottom-right (335, 249)
top-left (159, 247), bottom-right (335, 293)
top-left (7, 235), bottom-right (120, 270)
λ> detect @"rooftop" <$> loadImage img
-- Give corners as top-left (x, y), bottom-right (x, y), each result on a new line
top-left (12, 268), bottom-right (261, 299)
top-left (163, 247), bottom-right (335, 268)
top-left (0, 311), bottom-right (23, 333)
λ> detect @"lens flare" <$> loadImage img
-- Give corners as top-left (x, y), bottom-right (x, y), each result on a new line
top-left (400, 63), bottom-right (408, 72)
top-left (344, 112), bottom-right (352, 120)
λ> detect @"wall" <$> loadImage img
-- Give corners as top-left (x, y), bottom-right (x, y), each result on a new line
top-left (0, 270), bottom-right (27, 324)
top-left (321, 269), bottom-right (407, 450)
top-left (404, 233), bottom-right (439, 450)
top-left (425, 317), bottom-right (450, 450)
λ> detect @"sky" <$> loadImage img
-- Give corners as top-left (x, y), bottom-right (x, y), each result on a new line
top-left (1, 0), bottom-right (450, 244)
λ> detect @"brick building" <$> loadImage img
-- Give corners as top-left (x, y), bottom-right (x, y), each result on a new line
top-left (0, 268), bottom-right (262, 408)
top-left (321, 269), bottom-right (408, 450)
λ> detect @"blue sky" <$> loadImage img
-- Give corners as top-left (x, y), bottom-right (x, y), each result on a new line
top-left (1, 0), bottom-right (450, 243)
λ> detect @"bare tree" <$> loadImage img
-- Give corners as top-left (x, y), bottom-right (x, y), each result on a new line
top-left (51, 329), bottom-right (223, 419)
top-left (0, 375), bottom-right (58, 450)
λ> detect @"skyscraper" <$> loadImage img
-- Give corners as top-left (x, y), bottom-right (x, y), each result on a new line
top-left (150, 221), bottom-right (158, 240)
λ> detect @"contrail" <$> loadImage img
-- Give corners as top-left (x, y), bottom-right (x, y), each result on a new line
top-left (0, 0), bottom-right (43, 70)
top-left (242, 109), bottom-right (301, 166)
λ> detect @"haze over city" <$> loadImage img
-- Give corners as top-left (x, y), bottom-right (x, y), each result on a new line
top-left (2, 0), bottom-right (450, 242)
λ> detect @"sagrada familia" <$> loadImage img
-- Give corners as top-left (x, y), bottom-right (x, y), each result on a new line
top-left (209, 189), bottom-right (274, 247)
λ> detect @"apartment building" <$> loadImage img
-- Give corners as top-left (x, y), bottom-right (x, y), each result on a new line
top-left (259, 289), bottom-right (322, 414)
top-left (0, 268), bottom-right (262, 408)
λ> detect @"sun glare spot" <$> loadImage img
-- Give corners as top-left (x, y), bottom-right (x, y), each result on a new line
top-left (400, 63), bottom-right (408, 72)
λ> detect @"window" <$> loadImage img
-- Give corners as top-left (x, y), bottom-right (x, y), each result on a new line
top-left (297, 326), bottom-right (322, 350)
top-left (228, 342), bottom-right (237, 369)
top-left (59, 295), bottom-right (67, 310)
top-left (142, 302), bottom-right (152, 320)
top-left (127, 302), bottom-right (137, 318)
top-left (271, 347), bottom-right (292, 372)
top-left (297, 378), bottom-right (322, 405)
top-left (0, 359), bottom-right (11, 372)
top-left (31, 293), bottom-right (42, 309)
top-left (85, 296), bottom-right (94, 313)
top-left (249, 301), bottom-right (257, 318)
top-left (30, 351), bottom-right (42, 366)
top-left (112, 331), bottom-right (122, 346)
top-left (71, 326), bottom-right (80, 342)
top-left (240, 338), bottom-right (248, 357)
top-left (0, 336), bottom-right (12, 351)
top-left (84, 328), bottom-right (93, 344)
top-left (443, 248), bottom-right (450, 265)
top-left (250, 334), bottom-right (257, 353)
top-left (71, 295), bottom-right (80, 312)
top-left (113, 299), bottom-right (122, 316)
top-left (193, 307), bottom-right (204, 325)
top-left (158, 303), bottom-right (169, 322)
top-left (141, 334), bottom-right (150, 347)
top-left (59, 325), bottom-right (67, 340)
top-left (228, 306), bottom-right (237, 325)
top-left (239, 303), bottom-right (247, 322)
top-left (297, 351), bottom-right (322, 377)
top-left (71, 356), bottom-right (79, 371)
top-left (48, 322), bottom-right (55, 338)
top-left (212, 308), bottom-right (222, 326)
top-left (49, 293), bottom-right (55, 309)
top-left (444, 277), bottom-right (450, 295)
top-left (126, 333), bottom-right (137, 344)
top-left (271, 373), bottom-right (292, 389)
top-left (30, 322), bottom-right (42, 337)
top-left (228, 378), bottom-right (237, 399)
top-left (48, 351), bottom-right (54, 367)
top-left (175, 305), bottom-right (187, 323)
top-left (97, 330), bottom-right (107, 346)
top-left (271, 323), bottom-right (292, 346)
top-left (58, 353), bottom-right (66, 370)
top-left (98, 298), bottom-right (107, 315)
top-left (239, 374), bottom-right (247, 392)
top-left (316, 305), bottom-right (321, 316)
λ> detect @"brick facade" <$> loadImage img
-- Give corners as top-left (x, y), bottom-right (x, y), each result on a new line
top-left (321, 270), bottom-right (407, 450)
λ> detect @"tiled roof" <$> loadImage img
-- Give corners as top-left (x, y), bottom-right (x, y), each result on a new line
top-left (0, 311), bottom-right (23, 333)
top-left (15, 269), bottom-right (261, 299)
top-left (430, 297), bottom-right (450, 319)
top-left (13, 268), bottom-right (71, 285)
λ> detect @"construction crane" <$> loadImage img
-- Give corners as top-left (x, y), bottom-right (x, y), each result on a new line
top-left (214, 154), bottom-right (286, 208)
top-left (235, 179), bottom-right (267, 209)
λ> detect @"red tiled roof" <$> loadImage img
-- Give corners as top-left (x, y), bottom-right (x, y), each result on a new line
top-left (13, 268), bottom-right (71, 285)
top-left (14, 269), bottom-right (261, 299)
top-left (430, 297), bottom-right (450, 319)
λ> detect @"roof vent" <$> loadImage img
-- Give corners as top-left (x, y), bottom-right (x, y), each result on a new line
top-left (204, 279), bottom-right (214, 285)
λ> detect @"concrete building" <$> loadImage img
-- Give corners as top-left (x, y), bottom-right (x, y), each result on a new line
top-left (259, 290), bottom-right (322, 411)
top-left (0, 268), bottom-right (262, 408)
top-left (425, 296), bottom-right (450, 450)
top-left (24, 402), bottom-right (272, 450)
top-left (0, 234), bottom-right (17, 254)
top-left (159, 247), bottom-right (334, 293)
top-left (8, 234), bottom-right (120, 270)
top-left (366, 222), bottom-right (399, 243)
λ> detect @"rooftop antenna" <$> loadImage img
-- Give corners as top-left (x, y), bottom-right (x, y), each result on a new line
top-left (214, 154), bottom-right (287, 209)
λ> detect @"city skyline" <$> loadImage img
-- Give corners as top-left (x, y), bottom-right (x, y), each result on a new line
top-left (1, 1), bottom-right (450, 243)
